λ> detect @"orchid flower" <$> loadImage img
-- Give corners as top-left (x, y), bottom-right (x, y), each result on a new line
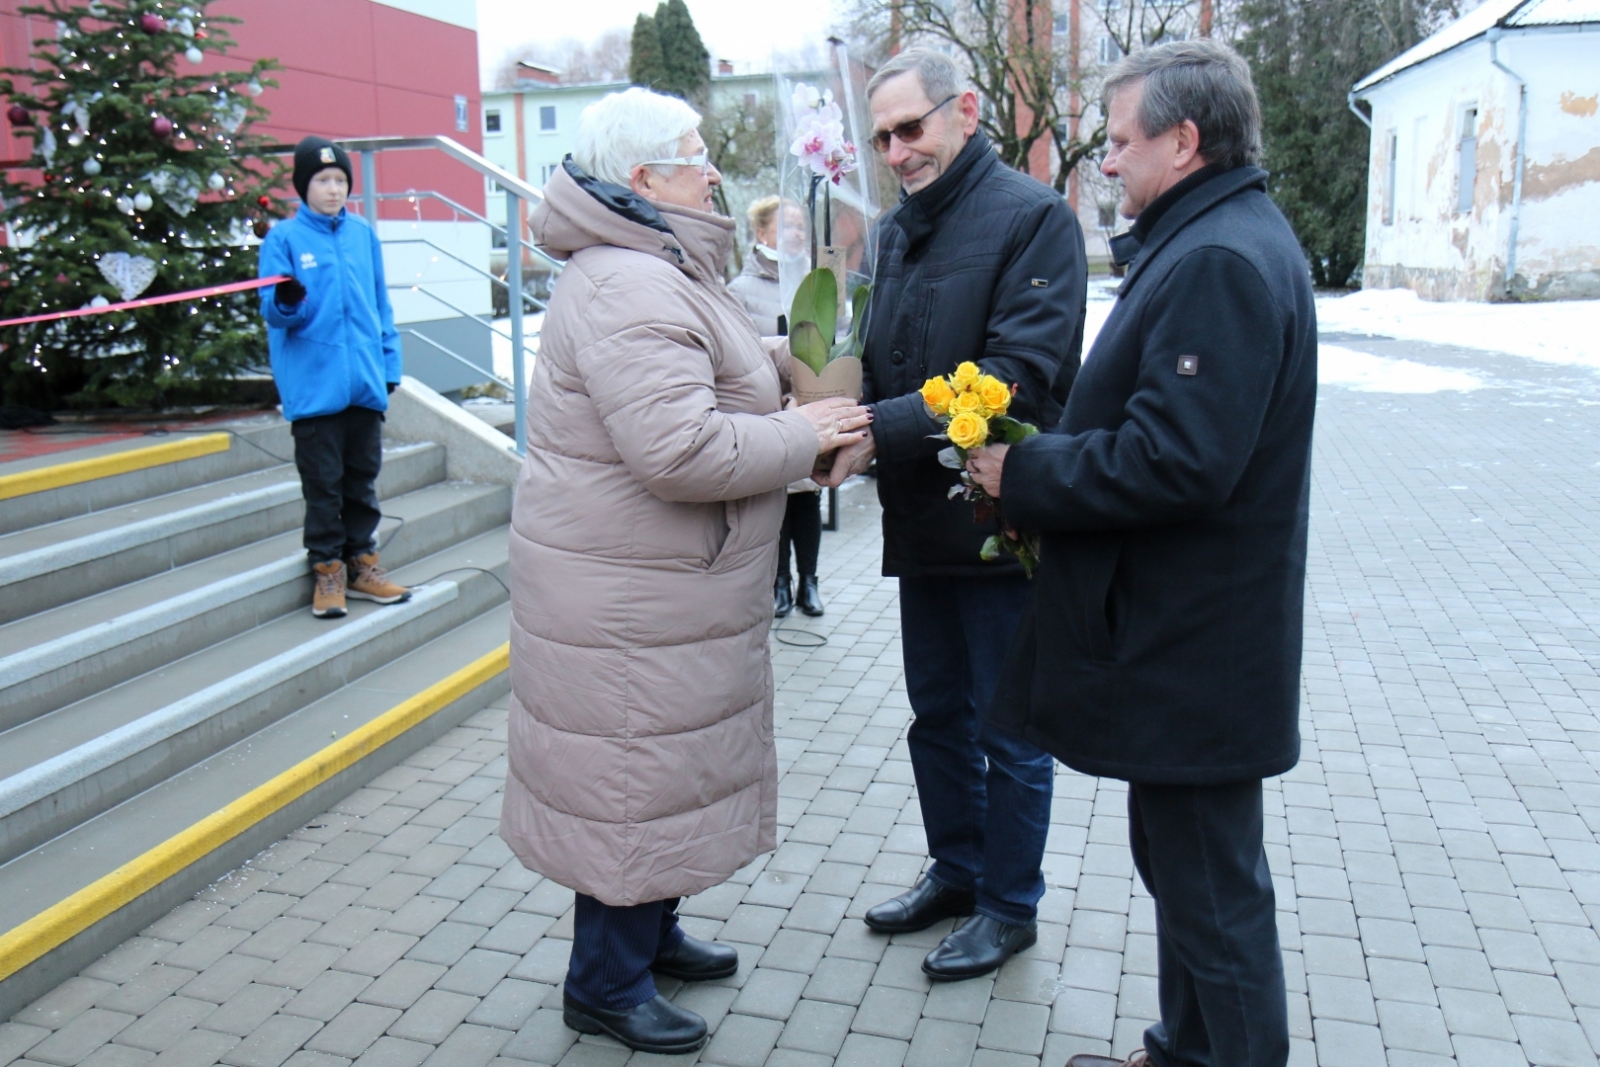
top-left (789, 83), bottom-right (858, 185)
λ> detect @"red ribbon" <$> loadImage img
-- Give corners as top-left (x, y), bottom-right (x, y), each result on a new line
top-left (0, 275), bottom-right (291, 329)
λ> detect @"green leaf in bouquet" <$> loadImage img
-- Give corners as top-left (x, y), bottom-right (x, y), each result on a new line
top-left (790, 321), bottom-right (829, 376)
top-left (790, 267), bottom-right (838, 347)
top-left (980, 535), bottom-right (1003, 562)
top-left (937, 446), bottom-right (964, 470)
top-left (991, 415), bottom-right (1041, 445)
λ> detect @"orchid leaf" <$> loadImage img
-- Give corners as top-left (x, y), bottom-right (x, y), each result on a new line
top-left (790, 267), bottom-right (838, 347)
top-left (850, 285), bottom-right (871, 360)
top-left (790, 321), bottom-right (829, 376)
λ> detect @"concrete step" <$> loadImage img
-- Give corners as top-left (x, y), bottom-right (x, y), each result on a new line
top-left (0, 526), bottom-right (511, 867)
top-left (0, 417), bottom-right (293, 536)
top-left (0, 480), bottom-right (511, 730)
top-left (0, 602), bottom-right (511, 1019)
top-left (0, 442), bottom-right (445, 626)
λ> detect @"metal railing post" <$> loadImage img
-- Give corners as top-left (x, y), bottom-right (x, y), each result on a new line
top-left (506, 188), bottom-right (527, 456)
top-left (360, 150), bottom-right (378, 225)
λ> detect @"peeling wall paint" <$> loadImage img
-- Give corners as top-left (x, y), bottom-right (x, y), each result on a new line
top-left (1360, 30), bottom-right (1600, 301)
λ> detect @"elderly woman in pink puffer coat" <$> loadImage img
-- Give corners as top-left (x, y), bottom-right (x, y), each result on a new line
top-left (499, 87), bottom-right (869, 1056)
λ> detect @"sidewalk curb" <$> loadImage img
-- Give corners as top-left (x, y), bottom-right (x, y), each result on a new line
top-left (0, 642), bottom-right (510, 1019)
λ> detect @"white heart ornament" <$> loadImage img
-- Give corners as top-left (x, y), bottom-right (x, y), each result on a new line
top-left (97, 252), bottom-right (158, 302)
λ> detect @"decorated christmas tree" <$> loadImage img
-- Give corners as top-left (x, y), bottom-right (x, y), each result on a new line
top-left (0, 0), bottom-right (282, 410)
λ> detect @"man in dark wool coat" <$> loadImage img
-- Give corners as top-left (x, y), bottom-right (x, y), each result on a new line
top-left (968, 40), bottom-right (1315, 1067)
top-left (817, 47), bottom-right (1087, 981)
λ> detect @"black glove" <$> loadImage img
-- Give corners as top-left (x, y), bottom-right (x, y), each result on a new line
top-left (274, 276), bottom-right (306, 307)
top-left (386, 381), bottom-right (398, 395)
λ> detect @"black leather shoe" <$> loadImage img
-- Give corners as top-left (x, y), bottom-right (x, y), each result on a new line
top-left (863, 876), bottom-right (976, 934)
top-left (651, 934), bottom-right (738, 981)
top-left (921, 914), bottom-right (1038, 980)
top-left (774, 576), bottom-right (794, 618)
top-left (562, 991), bottom-right (708, 1054)
top-left (797, 575), bottom-right (825, 616)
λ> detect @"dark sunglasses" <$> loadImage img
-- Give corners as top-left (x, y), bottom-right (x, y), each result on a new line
top-left (869, 95), bottom-right (958, 153)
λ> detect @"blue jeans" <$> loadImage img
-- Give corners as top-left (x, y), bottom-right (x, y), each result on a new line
top-left (899, 575), bottom-right (1055, 925)
top-left (566, 894), bottom-right (684, 1011)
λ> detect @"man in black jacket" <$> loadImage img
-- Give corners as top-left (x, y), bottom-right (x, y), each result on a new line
top-left (818, 48), bottom-right (1087, 981)
top-left (968, 41), bottom-right (1312, 1067)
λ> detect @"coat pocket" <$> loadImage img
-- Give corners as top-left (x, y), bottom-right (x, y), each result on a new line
top-left (1081, 540), bottom-right (1122, 663)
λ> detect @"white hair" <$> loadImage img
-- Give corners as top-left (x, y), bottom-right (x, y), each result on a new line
top-left (574, 87), bottom-right (702, 187)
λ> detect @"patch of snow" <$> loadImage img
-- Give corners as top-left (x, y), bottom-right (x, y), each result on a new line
top-left (490, 312), bottom-right (543, 383)
top-left (1319, 344), bottom-right (1485, 394)
top-left (1316, 289), bottom-right (1600, 369)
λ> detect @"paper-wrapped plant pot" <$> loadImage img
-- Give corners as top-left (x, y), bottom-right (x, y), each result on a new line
top-left (790, 354), bottom-right (863, 405)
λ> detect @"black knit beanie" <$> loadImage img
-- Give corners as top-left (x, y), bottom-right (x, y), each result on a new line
top-left (292, 136), bottom-right (353, 202)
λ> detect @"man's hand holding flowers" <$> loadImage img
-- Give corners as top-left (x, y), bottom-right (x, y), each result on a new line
top-left (965, 443), bottom-right (1006, 498)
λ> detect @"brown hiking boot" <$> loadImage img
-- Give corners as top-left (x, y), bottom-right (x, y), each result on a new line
top-left (312, 561), bottom-right (347, 619)
top-left (346, 552), bottom-right (411, 604)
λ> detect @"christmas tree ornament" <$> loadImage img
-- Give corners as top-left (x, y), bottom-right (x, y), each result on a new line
top-left (83, 157), bottom-right (102, 175)
top-left (6, 104), bottom-right (32, 127)
top-left (40, 127), bottom-right (57, 166)
top-left (246, 79), bottom-right (263, 97)
top-left (115, 193), bottom-right (134, 214)
top-left (140, 13), bottom-right (167, 33)
top-left (151, 116), bottom-right (173, 138)
top-left (176, 18), bottom-right (195, 37)
top-left (207, 171), bottom-right (225, 190)
top-left (252, 218), bottom-right (270, 238)
top-left (97, 252), bottom-right (159, 301)
top-left (68, 131), bottom-right (84, 147)
top-left (133, 191), bottom-right (153, 212)
top-left (185, 46), bottom-right (202, 64)
top-left (87, 0), bottom-right (107, 14)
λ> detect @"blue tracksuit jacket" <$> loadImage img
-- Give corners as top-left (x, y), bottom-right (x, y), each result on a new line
top-left (259, 205), bottom-right (401, 422)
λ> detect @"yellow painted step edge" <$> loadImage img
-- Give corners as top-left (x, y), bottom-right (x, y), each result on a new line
top-left (0, 432), bottom-right (231, 502)
top-left (0, 642), bottom-right (510, 983)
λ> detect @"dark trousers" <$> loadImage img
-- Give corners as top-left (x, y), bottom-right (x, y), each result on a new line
top-left (899, 575), bottom-right (1054, 925)
top-left (1129, 780), bottom-right (1288, 1067)
top-left (566, 894), bottom-right (684, 1011)
top-left (290, 406), bottom-right (383, 565)
top-left (777, 490), bottom-right (821, 580)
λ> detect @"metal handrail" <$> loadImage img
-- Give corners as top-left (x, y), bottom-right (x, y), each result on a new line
top-left (375, 190), bottom-right (564, 274)
top-left (402, 328), bottom-right (514, 391)
top-left (384, 237), bottom-right (547, 310)
top-left (334, 134), bottom-right (544, 453)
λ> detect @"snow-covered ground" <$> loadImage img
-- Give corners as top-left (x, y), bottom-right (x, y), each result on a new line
top-left (489, 312), bottom-right (543, 384)
top-left (1082, 279), bottom-right (1598, 394)
top-left (1316, 288), bottom-right (1599, 370)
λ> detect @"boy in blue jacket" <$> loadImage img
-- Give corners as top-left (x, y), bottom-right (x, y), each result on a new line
top-left (261, 136), bottom-right (410, 619)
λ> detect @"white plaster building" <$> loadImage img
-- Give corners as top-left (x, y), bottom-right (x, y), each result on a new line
top-left (1351, 0), bottom-right (1600, 300)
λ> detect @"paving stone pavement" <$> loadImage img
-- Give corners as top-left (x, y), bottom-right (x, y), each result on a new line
top-left (5, 334), bottom-right (1600, 1067)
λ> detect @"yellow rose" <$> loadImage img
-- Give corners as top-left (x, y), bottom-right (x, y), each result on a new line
top-left (977, 375), bottom-right (1012, 414)
top-left (950, 361), bottom-right (981, 392)
top-left (920, 376), bottom-right (955, 415)
top-left (951, 390), bottom-right (987, 416)
top-left (947, 411), bottom-right (989, 450)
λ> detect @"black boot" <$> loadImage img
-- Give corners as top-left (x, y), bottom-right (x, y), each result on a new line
top-left (797, 575), bottom-right (824, 617)
top-left (563, 991), bottom-right (708, 1054)
top-left (774, 576), bottom-right (794, 618)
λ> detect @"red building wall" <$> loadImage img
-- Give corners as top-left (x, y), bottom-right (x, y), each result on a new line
top-left (0, 0), bottom-right (483, 220)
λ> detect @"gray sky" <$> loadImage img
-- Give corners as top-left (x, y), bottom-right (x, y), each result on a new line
top-left (476, 0), bottom-right (838, 86)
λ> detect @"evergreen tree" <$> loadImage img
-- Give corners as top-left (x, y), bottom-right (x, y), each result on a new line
top-left (628, 13), bottom-right (668, 92)
top-left (654, 0), bottom-right (709, 104)
top-left (1239, 0), bottom-right (1458, 288)
top-left (0, 0), bottom-right (281, 410)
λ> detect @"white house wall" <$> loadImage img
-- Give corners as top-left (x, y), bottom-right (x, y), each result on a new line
top-left (1362, 29), bottom-right (1600, 300)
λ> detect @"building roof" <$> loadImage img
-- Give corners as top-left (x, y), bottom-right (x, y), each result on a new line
top-left (1354, 0), bottom-right (1600, 92)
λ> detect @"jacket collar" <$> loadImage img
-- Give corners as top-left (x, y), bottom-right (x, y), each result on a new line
top-left (891, 132), bottom-right (998, 253)
top-left (743, 245), bottom-right (779, 281)
top-left (294, 204), bottom-right (346, 232)
top-left (532, 157), bottom-right (735, 281)
top-left (1117, 166), bottom-right (1268, 295)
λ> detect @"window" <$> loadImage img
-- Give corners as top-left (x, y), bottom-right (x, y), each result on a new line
top-left (485, 109), bottom-right (502, 134)
top-left (539, 105), bottom-right (557, 132)
top-left (1457, 106), bottom-right (1477, 214)
top-left (1100, 0), bottom-right (1121, 13)
top-left (1098, 36), bottom-right (1123, 64)
top-left (1053, 11), bottom-right (1069, 33)
top-left (540, 163), bottom-right (560, 184)
top-left (1383, 130), bottom-right (1397, 226)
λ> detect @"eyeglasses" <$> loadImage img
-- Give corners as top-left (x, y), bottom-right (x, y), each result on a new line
top-left (639, 153), bottom-right (713, 175)
top-left (869, 96), bottom-right (958, 153)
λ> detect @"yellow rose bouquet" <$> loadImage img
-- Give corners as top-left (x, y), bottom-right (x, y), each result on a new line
top-left (921, 362), bottom-right (1042, 576)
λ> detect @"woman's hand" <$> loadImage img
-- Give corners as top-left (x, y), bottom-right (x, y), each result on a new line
top-left (795, 396), bottom-right (872, 454)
